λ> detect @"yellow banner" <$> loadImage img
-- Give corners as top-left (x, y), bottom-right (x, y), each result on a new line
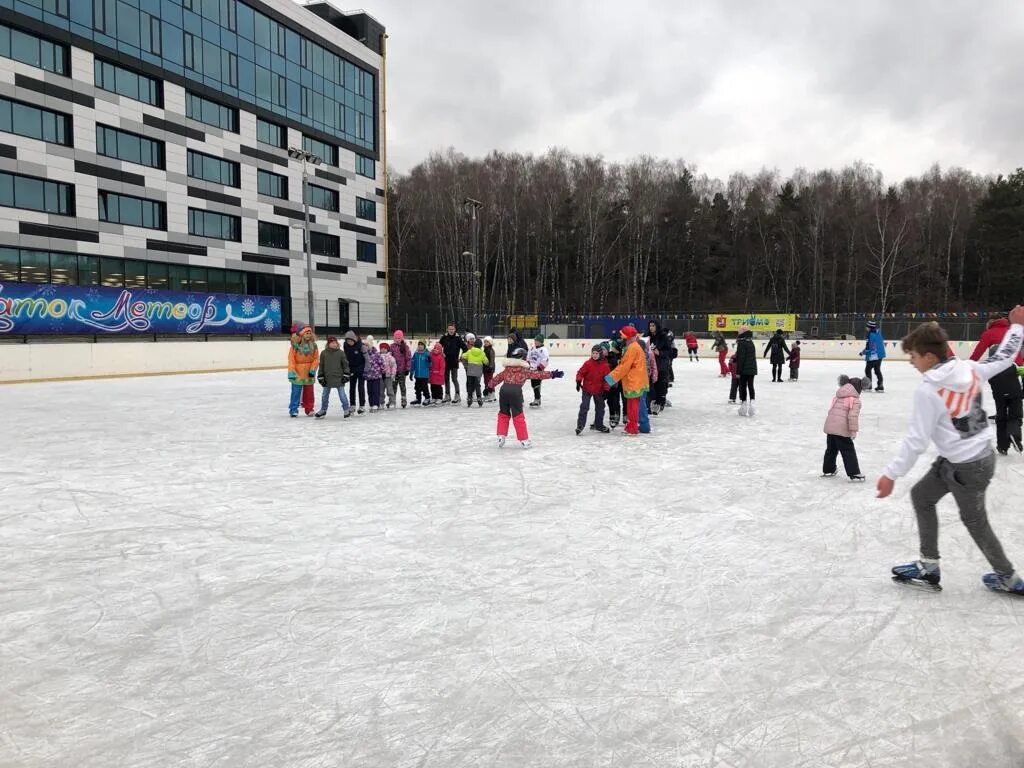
top-left (508, 314), bottom-right (539, 329)
top-left (709, 313), bottom-right (796, 333)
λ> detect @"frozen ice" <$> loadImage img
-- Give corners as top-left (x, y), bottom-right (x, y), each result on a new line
top-left (1, 357), bottom-right (1023, 767)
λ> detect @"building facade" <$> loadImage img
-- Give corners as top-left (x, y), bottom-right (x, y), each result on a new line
top-left (0, 0), bottom-right (386, 333)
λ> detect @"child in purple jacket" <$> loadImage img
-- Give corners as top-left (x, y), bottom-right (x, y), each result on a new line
top-left (364, 343), bottom-right (386, 413)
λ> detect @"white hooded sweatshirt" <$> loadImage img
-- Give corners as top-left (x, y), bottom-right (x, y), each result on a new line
top-left (884, 323), bottom-right (1024, 478)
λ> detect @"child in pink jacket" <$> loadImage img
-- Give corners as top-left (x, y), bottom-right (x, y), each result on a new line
top-left (823, 375), bottom-right (866, 481)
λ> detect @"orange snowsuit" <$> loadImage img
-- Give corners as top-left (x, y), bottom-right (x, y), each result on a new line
top-left (608, 340), bottom-right (650, 399)
top-left (288, 327), bottom-right (320, 385)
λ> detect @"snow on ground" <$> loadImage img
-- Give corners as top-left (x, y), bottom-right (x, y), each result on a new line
top-left (1, 357), bottom-right (1023, 768)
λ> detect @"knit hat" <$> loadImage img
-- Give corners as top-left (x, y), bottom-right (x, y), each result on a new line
top-left (591, 344), bottom-right (603, 354)
top-left (365, 334), bottom-right (376, 346)
top-left (431, 342), bottom-right (442, 354)
top-left (483, 336), bottom-right (493, 345)
top-left (466, 332), bottom-right (476, 342)
top-left (393, 330), bottom-right (405, 341)
top-left (620, 326), bottom-right (638, 339)
top-left (534, 334), bottom-right (545, 344)
top-left (380, 342), bottom-right (390, 352)
top-left (327, 335), bottom-right (338, 345)
top-left (866, 320), bottom-right (878, 330)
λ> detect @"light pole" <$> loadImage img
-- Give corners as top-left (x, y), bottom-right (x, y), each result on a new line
top-left (463, 198), bottom-right (483, 332)
top-left (288, 146), bottom-right (322, 331)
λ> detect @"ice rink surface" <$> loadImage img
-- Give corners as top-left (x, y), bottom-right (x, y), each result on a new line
top-left (2, 356), bottom-right (1024, 768)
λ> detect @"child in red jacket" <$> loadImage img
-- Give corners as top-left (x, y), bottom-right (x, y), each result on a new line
top-left (428, 342), bottom-right (446, 406)
top-left (491, 348), bottom-right (564, 448)
top-left (788, 340), bottom-right (801, 381)
top-left (575, 344), bottom-right (612, 435)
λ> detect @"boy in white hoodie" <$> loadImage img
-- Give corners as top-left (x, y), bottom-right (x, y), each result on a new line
top-left (878, 308), bottom-right (1024, 595)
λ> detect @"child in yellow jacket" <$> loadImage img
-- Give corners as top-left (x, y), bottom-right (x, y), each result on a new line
top-left (288, 325), bottom-right (319, 417)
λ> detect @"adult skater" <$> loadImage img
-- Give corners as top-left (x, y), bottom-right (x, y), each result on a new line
top-left (605, 325), bottom-right (650, 436)
top-left (646, 319), bottom-right (674, 414)
top-left (439, 323), bottom-right (467, 403)
top-left (684, 331), bottom-right (699, 361)
top-left (763, 329), bottom-right (790, 382)
top-left (970, 314), bottom-right (1024, 454)
top-left (861, 320), bottom-right (886, 392)
top-left (734, 325), bottom-right (758, 416)
top-left (879, 310), bottom-right (1024, 596)
top-left (506, 329), bottom-right (529, 358)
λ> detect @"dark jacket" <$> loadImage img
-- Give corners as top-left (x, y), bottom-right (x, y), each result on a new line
top-left (735, 331), bottom-right (758, 376)
top-left (506, 331), bottom-right (529, 358)
top-left (763, 333), bottom-right (790, 365)
top-left (788, 345), bottom-right (801, 368)
top-left (647, 320), bottom-right (674, 372)
top-left (391, 340), bottom-right (412, 374)
top-left (483, 345), bottom-right (496, 373)
top-left (318, 346), bottom-right (350, 388)
top-left (712, 333), bottom-right (728, 352)
top-left (344, 334), bottom-right (365, 376)
top-left (440, 332), bottom-right (467, 364)
top-left (971, 319), bottom-right (1024, 398)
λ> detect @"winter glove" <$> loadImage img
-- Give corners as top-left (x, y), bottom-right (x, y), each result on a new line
top-left (576, 380), bottom-right (582, 392)
top-left (288, 371), bottom-right (297, 382)
top-left (317, 376), bottom-right (325, 387)
top-left (550, 370), bottom-right (564, 379)
top-left (308, 368), bottom-right (317, 379)
top-left (604, 374), bottom-right (616, 388)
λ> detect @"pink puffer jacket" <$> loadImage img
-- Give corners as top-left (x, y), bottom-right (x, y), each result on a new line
top-left (823, 383), bottom-right (862, 437)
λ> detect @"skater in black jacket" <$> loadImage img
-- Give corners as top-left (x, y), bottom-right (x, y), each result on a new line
top-left (439, 323), bottom-right (467, 403)
top-left (735, 327), bottom-right (758, 416)
top-left (604, 335), bottom-right (624, 428)
top-left (763, 329), bottom-right (790, 382)
top-left (646, 319), bottom-right (674, 414)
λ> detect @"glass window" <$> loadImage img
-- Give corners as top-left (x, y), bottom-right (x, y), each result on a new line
top-left (185, 92), bottom-right (238, 132)
top-left (78, 255), bottom-right (99, 286)
top-left (0, 23), bottom-right (69, 75)
top-left (0, 170), bottom-right (74, 215)
top-left (257, 170), bottom-right (287, 199)
top-left (187, 150), bottom-right (240, 187)
top-left (224, 269), bottom-right (244, 294)
top-left (147, 261), bottom-right (169, 289)
top-left (356, 241), bottom-right (377, 263)
top-left (96, 124), bottom-right (164, 169)
top-left (356, 154), bottom-right (375, 179)
top-left (302, 134), bottom-right (338, 166)
top-left (207, 268), bottom-right (226, 293)
top-left (305, 183), bottom-right (338, 212)
top-left (98, 191), bottom-right (166, 229)
top-left (0, 96), bottom-right (71, 146)
top-left (258, 221), bottom-right (288, 249)
top-left (168, 263), bottom-right (190, 292)
top-left (94, 59), bottom-right (163, 106)
top-left (19, 250), bottom-right (49, 283)
top-left (49, 252), bottom-right (77, 284)
top-left (189, 266), bottom-right (208, 292)
top-left (0, 248), bottom-right (18, 282)
top-left (188, 208), bottom-right (241, 241)
top-left (356, 197), bottom-right (376, 222)
top-left (100, 257), bottom-right (124, 287)
top-left (257, 118), bottom-right (284, 148)
top-left (309, 232), bottom-right (339, 258)
top-left (123, 259), bottom-right (148, 288)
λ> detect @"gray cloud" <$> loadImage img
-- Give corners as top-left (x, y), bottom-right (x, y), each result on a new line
top-left (309, 0), bottom-right (1024, 181)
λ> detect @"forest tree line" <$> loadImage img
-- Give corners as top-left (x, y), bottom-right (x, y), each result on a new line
top-left (386, 150), bottom-right (1024, 320)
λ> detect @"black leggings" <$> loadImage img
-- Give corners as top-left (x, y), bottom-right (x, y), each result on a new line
top-left (771, 362), bottom-right (783, 381)
top-left (348, 374), bottom-right (366, 406)
top-left (739, 375), bottom-right (755, 402)
top-left (865, 360), bottom-right (883, 389)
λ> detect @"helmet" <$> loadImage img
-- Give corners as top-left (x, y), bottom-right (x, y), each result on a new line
top-left (510, 348), bottom-right (527, 360)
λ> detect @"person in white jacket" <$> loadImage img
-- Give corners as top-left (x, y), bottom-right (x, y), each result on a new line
top-left (526, 334), bottom-right (550, 407)
top-left (878, 307), bottom-right (1024, 595)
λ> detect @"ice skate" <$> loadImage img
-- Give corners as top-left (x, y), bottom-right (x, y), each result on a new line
top-left (343, 410), bottom-right (353, 418)
top-left (289, 413), bottom-right (298, 418)
top-left (477, 400), bottom-right (483, 408)
top-left (314, 411), bottom-right (326, 419)
top-left (452, 395), bottom-right (461, 404)
top-left (529, 399), bottom-right (541, 408)
top-left (402, 399), bottom-right (408, 409)
top-left (610, 416), bottom-right (619, 429)
top-left (728, 399), bottom-right (736, 405)
top-left (520, 439), bottom-right (533, 449)
top-left (575, 427), bottom-right (583, 436)
top-left (875, 386), bottom-right (885, 393)
top-left (496, 436), bottom-right (506, 448)
top-left (467, 400), bottom-right (473, 408)
top-left (305, 411), bottom-right (315, 417)
top-left (891, 560), bottom-right (942, 591)
top-left (747, 402), bottom-right (756, 417)
top-left (848, 475), bottom-right (866, 482)
top-left (821, 471), bottom-right (837, 477)
top-left (982, 571), bottom-right (1024, 596)
top-left (738, 402), bottom-right (749, 417)
top-left (594, 425), bottom-right (611, 433)
top-left (357, 407), bottom-right (365, 414)
top-left (1013, 435), bottom-right (1023, 453)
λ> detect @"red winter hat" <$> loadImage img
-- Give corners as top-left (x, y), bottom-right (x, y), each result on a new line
top-left (327, 335), bottom-right (338, 344)
top-left (620, 326), bottom-right (638, 339)
top-left (380, 342), bottom-right (390, 352)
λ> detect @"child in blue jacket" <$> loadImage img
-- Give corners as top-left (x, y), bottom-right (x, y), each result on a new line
top-left (861, 320), bottom-right (887, 392)
top-left (410, 341), bottom-right (432, 405)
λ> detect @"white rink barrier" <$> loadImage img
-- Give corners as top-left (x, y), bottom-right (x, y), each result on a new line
top-left (0, 337), bottom-right (984, 383)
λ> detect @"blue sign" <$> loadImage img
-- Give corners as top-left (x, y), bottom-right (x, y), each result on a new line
top-left (0, 282), bottom-right (282, 335)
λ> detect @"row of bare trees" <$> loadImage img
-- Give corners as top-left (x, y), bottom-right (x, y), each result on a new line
top-left (387, 150), bottom-right (1024, 319)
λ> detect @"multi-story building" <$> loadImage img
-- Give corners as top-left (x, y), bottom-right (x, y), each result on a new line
top-left (0, 0), bottom-right (386, 332)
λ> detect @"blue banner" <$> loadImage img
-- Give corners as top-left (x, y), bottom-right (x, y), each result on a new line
top-left (0, 282), bottom-right (282, 335)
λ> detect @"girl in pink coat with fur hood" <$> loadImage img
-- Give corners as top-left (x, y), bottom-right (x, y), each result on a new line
top-left (822, 375), bottom-right (867, 481)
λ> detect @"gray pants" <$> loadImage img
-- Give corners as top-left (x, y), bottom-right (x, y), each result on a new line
top-left (911, 451), bottom-right (1013, 573)
top-left (393, 374), bottom-right (407, 404)
top-left (383, 377), bottom-right (394, 407)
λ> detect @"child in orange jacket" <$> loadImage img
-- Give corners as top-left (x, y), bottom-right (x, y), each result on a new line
top-left (605, 325), bottom-right (651, 435)
top-left (288, 325), bottom-right (319, 417)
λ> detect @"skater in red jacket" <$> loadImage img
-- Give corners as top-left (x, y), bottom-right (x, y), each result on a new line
top-left (428, 342), bottom-right (447, 405)
top-left (491, 348), bottom-right (563, 448)
top-left (685, 331), bottom-right (699, 361)
top-left (575, 345), bottom-right (612, 435)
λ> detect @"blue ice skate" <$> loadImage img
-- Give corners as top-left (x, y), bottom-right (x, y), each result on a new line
top-left (982, 571), bottom-right (1024, 596)
top-left (891, 560), bottom-right (942, 591)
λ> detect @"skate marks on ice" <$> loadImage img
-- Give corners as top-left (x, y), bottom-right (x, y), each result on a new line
top-left (0, 361), bottom-right (1023, 766)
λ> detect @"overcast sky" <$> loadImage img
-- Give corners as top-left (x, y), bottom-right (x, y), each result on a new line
top-left (312, 0), bottom-right (1024, 182)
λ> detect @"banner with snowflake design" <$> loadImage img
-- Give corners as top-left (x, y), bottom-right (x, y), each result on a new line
top-left (0, 282), bottom-right (282, 335)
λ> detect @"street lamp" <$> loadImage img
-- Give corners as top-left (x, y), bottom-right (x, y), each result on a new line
top-left (288, 146), bottom-right (322, 332)
top-left (463, 198), bottom-right (483, 332)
